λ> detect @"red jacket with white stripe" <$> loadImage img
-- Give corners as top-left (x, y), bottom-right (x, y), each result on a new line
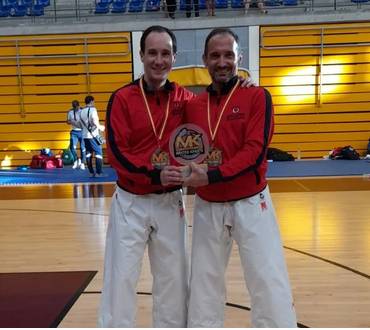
top-left (184, 76), bottom-right (274, 202)
top-left (106, 79), bottom-right (194, 195)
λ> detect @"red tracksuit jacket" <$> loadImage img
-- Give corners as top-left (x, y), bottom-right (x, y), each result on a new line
top-left (184, 77), bottom-right (274, 202)
top-left (106, 79), bottom-right (194, 195)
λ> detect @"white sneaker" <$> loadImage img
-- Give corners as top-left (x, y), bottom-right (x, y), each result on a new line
top-left (78, 159), bottom-right (81, 166)
top-left (80, 163), bottom-right (85, 170)
top-left (72, 161), bottom-right (78, 169)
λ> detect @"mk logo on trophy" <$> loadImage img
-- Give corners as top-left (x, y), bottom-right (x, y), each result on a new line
top-left (169, 124), bottom-right (209, 177)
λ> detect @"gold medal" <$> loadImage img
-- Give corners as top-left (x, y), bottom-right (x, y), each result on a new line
top-left (139, 77), bottom-right (171, 169)
top-left (151, 148), bottom-right (169, 169)
top-left (206, 80), bottom-right (239, 167)
top-left (205, 146), bottom-right (223, 166)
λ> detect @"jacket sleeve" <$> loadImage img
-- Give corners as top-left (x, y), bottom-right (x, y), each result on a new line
top-left (66, 111), bottom-right (71, 124)
top-left (207, 88), bottom-right (273, 184)
top-left (106, 91), bottom-right (161, 186)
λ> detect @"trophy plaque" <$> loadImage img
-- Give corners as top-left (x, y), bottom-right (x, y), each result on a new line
top-left (169, 124), bottom-right (209, 177)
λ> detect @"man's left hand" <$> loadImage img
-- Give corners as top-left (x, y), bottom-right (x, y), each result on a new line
top-left (183, 162), bottom-right (209, 187)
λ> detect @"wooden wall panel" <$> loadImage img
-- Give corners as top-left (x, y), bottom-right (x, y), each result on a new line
top-left (261, 22), bottom-right (370, 159)
top-left (0, 32), bottom-right (132, 168)
top-left (274, 102), bottom-right (370, 114)
top-left (0, 111), bottom-right (107, 123)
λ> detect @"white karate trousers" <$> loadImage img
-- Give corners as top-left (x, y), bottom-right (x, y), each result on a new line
top-left (188, 186), bottom-right (297, 328)
top-left (98, 186), bottom-right (188, 327)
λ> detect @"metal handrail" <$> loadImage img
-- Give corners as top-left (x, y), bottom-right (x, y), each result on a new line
top-left (1, 0), bottom-right (369, 24)
top-left (15, 40), bottom-right (26, 118)
top-left (83, 37), bottom-right (91, 94)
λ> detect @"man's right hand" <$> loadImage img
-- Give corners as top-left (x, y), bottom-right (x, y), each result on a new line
top-left (160, 165), bottom-right (184, 186)
top-left (240, 76), bottom-right (257, 88)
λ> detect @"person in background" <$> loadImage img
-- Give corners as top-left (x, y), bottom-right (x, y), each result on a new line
top-left (67, 100), bottom-right (86, 170)
top-left (186, 0), bottom-right (199, 17)
top-left (79, 95), bottom-right (105, 178)
top-left (245, 0), bottom-right (267, 14)
top-left (365, 138), bottom-right (370, 160)
top-left (206, 0), bottom-right (215, 16)
top-left (166, 0), bottom-right (177, 18)
top-left (184, 27), bottom-right (297, 328)
top-left (66, 100), bottom-right (86, 170)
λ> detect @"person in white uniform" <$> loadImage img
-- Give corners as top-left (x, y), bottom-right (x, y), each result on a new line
top-left (98, 25), bottom-right (255, 328)
top-left (184, 28), bottom-right (297, 328)
top-left (97, 26), bottom-right (194, 327)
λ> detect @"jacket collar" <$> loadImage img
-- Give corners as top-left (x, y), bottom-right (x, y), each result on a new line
top-left (206, 75), bottom-right (239, 95)
top-left (134, 78), bottom-right (174, 94)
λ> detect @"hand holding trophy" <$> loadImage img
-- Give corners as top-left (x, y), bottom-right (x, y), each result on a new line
top-left (169, 124), bottom-right (209, 182)
top-left (183, 161), bottom-right (209, 187)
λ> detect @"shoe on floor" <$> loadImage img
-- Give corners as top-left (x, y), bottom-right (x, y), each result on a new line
top-left (72, 161), bottom-right (78, 169)
top-left (80, 163), bottom-right (85, 170)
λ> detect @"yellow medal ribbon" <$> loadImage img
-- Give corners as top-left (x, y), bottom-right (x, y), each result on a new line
top-left (139, 77), bottom-right (171, 144)
top-left (207, 80), bottom-right (240, 143)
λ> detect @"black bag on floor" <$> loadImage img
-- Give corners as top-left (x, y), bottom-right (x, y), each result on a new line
top-left (267, 148), bottom-right (295, 161)
top-left (340, 146), bottom-right (360, 160)
top-left (329, 145), bottom-right (360, 160)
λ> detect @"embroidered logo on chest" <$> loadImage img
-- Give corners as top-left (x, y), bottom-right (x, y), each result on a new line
top-left (227, 107), bottom-right (245, 121)
top-left (172, 101), bottom-right (183, 116)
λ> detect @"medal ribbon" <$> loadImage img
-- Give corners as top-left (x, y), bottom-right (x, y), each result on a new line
top-left (207, 80), bottom-right (240, 143)
top-left (139, 77), bottom-right (170, 145)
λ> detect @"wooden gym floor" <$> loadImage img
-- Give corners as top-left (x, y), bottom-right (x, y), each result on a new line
top-left (0, 176), bottom-right (369, 327)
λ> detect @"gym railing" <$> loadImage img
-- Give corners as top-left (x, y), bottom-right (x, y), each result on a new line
top-left (0, 0), bottom-right (369, 25)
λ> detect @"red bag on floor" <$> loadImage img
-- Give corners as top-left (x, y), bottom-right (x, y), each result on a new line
top-left (54, 156), bottom-right (63, 168)
top-left (30, 155), bottom-right (48, 169)
top-left (41, 156), bottom-right (63, 169)
top-left (30, 154), bottom-right (63, 169)
top-left (42, 159), bottom-right (56, 169)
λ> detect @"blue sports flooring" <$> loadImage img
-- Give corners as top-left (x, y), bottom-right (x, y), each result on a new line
top-left (0, 160), bottom-right (369, 186)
